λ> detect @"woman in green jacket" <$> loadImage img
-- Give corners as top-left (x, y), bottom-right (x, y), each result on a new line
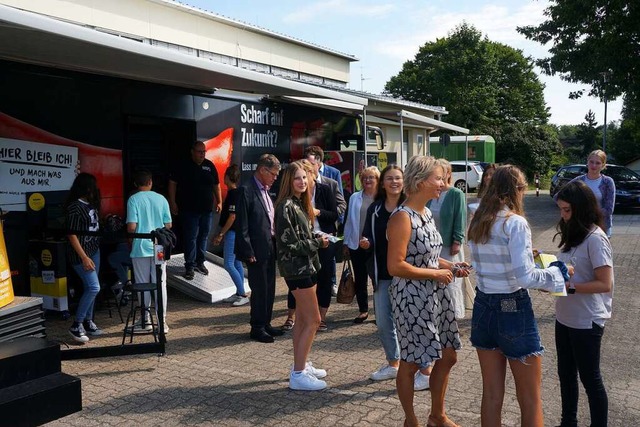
top-left (427, 159), bottom-right (468, 319)
top-left (275, 161), bottom-right (329, 391)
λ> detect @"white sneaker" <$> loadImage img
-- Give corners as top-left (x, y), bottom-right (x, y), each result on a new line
top-left (132, 322), bottom-right (153, 334)
top-left (222, 294), bottom-right (241, 303)
top-left (289, 370), bottom-right (327, 391)
top-left (305, 362), bottom-right (327, 379)
top-left (414, 372), bottom-right (430, 391)
top-left (370, 364), bottom-right (399, 381)
top-left (232, 296), bottom-right (250, 306)
top-left (331, 284), bottom-right (338, 297)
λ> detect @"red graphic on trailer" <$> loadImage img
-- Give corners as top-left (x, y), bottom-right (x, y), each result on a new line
top-left (0, 112), bottom-right (124, 216)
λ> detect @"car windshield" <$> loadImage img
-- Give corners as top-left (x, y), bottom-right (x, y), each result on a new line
top-left (605, 167), bottom-right (640, 182)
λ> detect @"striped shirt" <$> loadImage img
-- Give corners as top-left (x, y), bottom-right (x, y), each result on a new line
top-left (468, 209), bottom-right (565, 294)
top-left (66, 199), bottom-right (100, 265)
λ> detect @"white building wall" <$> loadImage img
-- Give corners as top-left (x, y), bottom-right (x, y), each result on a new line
top-left (1, 0), bottom-right (351, 82)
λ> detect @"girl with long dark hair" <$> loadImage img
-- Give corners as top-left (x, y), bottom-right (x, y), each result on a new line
top-left (554, 180), bottom-right (613, 427)
top-left (65, 173), bottom-right (102, 343)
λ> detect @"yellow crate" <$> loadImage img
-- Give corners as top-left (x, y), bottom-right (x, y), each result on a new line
top-left (30, 276), bottom-right (68, 298)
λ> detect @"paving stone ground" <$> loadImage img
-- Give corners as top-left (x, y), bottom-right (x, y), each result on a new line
top-left (45, 192), bottom-right (640, 426)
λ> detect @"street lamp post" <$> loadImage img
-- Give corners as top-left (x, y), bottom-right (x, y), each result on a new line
top-left (602, 72), bottom-right (608, 152)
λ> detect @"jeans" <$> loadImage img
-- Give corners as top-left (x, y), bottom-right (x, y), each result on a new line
top-left (470, 288), bottom-right (543, 361)
top-left (108, 242), bottom-right (131, 283)
top-left (72, 250), bottom-right (101, 323)
top-left (182, 211), bottom-right (213, 269)
top-left (556, 320), bottom-right (608, 427)
top-left (374, 279), bottom-right (400, 362)
top-left (223, 230), bottom-right (245, 296)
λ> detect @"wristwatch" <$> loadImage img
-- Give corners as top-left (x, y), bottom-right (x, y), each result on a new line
top-left (567, 283), bottom-right (576, 294)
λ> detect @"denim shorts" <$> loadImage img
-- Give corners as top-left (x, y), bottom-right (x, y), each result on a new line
top-left (470, 288), bottom-right (544, 362)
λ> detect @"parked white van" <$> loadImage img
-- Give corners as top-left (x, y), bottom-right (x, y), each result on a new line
top-left (449, 161), bottom-right (483, 192)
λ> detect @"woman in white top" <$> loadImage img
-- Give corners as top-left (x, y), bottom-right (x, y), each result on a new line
top-left (467, 165), bottom-right (569, 427)
top-left (554, 180), bottom-right (613, 427)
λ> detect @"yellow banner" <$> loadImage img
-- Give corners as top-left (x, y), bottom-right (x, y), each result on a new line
top-left (0, 220), bottom-right (15, 308)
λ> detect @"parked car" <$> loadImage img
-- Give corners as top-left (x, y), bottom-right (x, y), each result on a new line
top-left (449, 160), bottom-right (483, 192)
top-left (549, 164), bottom-right (640, 207)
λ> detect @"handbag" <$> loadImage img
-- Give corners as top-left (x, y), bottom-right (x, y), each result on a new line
top-left (336, 260), bottom-right (356, 304)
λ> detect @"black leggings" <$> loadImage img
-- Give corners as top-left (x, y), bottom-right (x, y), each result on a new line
top-left (555, 320), bottom-right (608, 427)
top-left (287, 243), bottom-right (336, 309)
top-left (349, 247), bottom-right (370, 313)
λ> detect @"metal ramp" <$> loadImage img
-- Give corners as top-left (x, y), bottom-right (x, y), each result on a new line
top-left (166, 253), bottom-right (249, 303)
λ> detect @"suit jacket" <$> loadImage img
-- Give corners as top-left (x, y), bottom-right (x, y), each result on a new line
top-left (319, 175), bottom-right (346, 218)
top-left (314, 182), bottom-right (338, 234)
top-left (321, 164), bottom-right (343, 193)
top-left (234, 178), bottom-right (274, 263)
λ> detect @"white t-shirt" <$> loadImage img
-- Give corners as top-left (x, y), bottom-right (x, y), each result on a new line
top-left (584, 175), bottom-right (603, 206)
top-left (556, 226), bottom-right (613, 328)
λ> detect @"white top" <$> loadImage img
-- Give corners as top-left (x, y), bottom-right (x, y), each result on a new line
top-left (584, 176), bottom-right (603, 206)
top-left (468, 209), bottom-right (565, 294)
top-left (556, 227), bottom-right (613, 328)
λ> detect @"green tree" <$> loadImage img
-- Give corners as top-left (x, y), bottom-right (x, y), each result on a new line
top-left (609, 117), bottom-right (640, 163)
top-left (576, 110), bottom-right (600, 157)
top-left (384, 23), bottom-right (549, 132)
top-left (493, 122), bottom-right (561, 179)
top-left (518, 0), bottom-right (640, 103)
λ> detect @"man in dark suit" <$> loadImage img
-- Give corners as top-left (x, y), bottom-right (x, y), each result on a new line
top-left (235, 154), bottom-right (283, 343)
top-left (304, 146), bottom-right (343, 195)
top-left (305, 151), bottom-right (346, 297)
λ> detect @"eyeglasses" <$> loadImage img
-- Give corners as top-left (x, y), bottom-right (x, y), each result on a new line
top-left (362, 176), bottom-right (378, 181)
top-left (264, 168), bottom-right (279, 178)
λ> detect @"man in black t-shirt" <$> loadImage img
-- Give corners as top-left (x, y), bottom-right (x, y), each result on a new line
top-left (168, 141), bottom-right (221, 280)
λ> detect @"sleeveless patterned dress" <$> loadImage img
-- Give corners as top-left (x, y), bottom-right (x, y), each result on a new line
top-left (389, 206), bottom-right (461, 366)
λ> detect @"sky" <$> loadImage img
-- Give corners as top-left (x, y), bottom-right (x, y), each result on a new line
top-left (184, 0), bottom-right (622, 126)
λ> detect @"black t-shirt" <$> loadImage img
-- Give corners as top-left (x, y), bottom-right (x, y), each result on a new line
top-left (218, 188), bottom-right (238, 228)
top-left (66, 199), bottom-right (101, 265)
top-left (362, 201), bottom-right (393, 281)
top-left (170, 158), bottom-right (219, 212)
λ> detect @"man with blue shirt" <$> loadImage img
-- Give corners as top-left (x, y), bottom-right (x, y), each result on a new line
top-left (127, 169), bottom-right (172, 333)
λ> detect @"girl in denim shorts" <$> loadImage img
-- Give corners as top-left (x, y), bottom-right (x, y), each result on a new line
top-left (467, 165), bottom-right (569, 427)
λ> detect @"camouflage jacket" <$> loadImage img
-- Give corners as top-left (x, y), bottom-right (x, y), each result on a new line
top-left (275, 197), bottom-right (322, 279)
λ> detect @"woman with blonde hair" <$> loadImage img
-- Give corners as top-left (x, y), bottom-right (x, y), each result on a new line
top-left (568, 150), bottom-right (615, 237)
top-left (387, 155), bottom-right (470, 427)
top-left (468, 164), bottom-right (570, 427)
top-left (274, 161), bottom-right (329, 391)
top-left (343, 165), bottom-right (380, 323)
top-left (281, 159), bottom-right (338, 332)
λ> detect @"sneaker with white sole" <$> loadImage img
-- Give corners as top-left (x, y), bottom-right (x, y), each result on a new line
top-left (414, 371), bottom-right (430, 391)
top-left (222, 294), bottom-right (241, 303)
top-left (305, 362), bottom-right (327, 379)
top-left (232, 296), bottom-right (250, 306)
top-left (370, 364), bottom-right (399, 381)
top-left (331, 284), bottom-right (338, 297)
top-left (83, 320), bottom-right (104, 336)
top-left (69, 322), bottom-right (89, 343)
top-left (289, 370), bottom-right (327, 391)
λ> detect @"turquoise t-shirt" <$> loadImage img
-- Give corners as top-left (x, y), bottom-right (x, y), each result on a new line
top-left (126, 191), bottom-right (172, 258)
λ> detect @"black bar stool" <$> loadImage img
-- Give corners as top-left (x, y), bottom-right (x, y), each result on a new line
top-left (121, 282), bottom-right (159, 344)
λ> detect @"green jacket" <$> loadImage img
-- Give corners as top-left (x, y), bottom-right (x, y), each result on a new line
top-left (427, 187), bottom-right (466, 247)
top-left (275, 196), bottom-right (322, 279)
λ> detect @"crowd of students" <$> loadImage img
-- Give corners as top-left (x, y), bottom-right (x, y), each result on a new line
top-left (66, 147), bottom-right (613, 427)
top-left (253, 152), bottom-right (613, 427)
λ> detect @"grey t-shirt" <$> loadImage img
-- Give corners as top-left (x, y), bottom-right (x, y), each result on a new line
top-left (556, 227), bottom-right (613, 328)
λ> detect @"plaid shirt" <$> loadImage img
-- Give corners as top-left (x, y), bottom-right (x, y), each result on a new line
top-left (468, 209), bottom-right (565, 294)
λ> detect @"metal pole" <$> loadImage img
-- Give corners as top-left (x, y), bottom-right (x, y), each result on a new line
top-left (603, 94), bottom-right (608, 152)
top-left (399, 114), bottom-right (404, 167)
top-left (363, 108), bottom-right (368, 164)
